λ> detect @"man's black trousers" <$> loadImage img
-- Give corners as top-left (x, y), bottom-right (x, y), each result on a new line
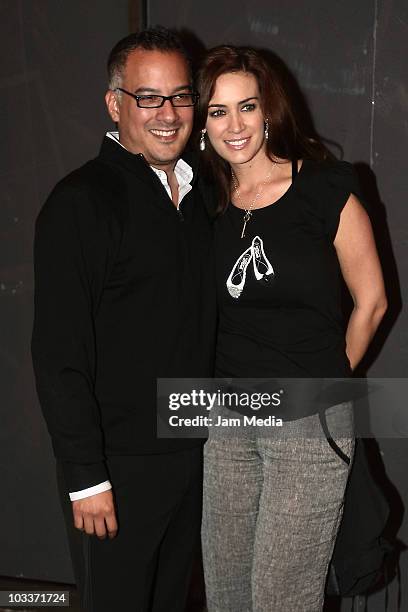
top-left (57, 446), bottom-right (203, 612)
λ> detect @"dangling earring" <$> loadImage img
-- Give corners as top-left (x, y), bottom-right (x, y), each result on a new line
top-left (200, 129), bottom-right (206, 151)
top-left (264, 120), bottom-right (269, 142)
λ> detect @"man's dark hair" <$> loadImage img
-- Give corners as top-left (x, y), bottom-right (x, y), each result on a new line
top-left (107, 26), bottom-right (191, 90)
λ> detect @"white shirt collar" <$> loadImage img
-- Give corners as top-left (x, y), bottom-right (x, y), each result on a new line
top-left (106, 131), bottom-right (193, 207)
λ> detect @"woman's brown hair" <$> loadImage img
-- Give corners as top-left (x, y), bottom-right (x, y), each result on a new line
top-left (196, 45), bottom-right (330, 213)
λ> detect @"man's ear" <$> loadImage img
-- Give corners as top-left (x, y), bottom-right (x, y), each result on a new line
top-left (105, 89), bottom-right (120, 123)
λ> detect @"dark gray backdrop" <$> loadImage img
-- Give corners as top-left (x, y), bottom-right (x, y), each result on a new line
top-left (0, 1), bottom-right (406, 610)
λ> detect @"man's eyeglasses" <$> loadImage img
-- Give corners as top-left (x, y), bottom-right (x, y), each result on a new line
top-left (115, 88), bottom-right (199, 108)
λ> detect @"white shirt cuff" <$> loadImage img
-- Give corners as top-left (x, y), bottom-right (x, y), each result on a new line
top-left (69, 480), bottom-right (112, 501)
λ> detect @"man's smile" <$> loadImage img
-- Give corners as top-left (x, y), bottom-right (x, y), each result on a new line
top-left (149, 128), bottom-right (179, 141)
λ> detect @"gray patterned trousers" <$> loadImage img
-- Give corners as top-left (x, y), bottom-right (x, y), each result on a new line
top-left (202, 404), bottom-right (354, 612)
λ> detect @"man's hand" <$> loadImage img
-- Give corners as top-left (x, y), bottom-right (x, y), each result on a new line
top-left (72, 490), bottom-right (118, 539)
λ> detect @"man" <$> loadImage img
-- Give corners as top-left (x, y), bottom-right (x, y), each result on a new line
top-left (32, 27), bottom-right (216, 612)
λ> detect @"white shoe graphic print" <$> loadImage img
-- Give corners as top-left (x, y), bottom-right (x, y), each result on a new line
top-left (226, 246), bottom-right (253, 299)
top-left (252, 235), bottom-right (274, 281)
top-left (226, 236), bottom-right (274, 299)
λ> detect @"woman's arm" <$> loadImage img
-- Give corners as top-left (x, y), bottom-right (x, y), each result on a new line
top-left (334, 194), bottom-right (387, 371)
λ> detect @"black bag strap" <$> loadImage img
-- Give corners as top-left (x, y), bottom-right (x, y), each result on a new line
top-left (318, 409), bottom-right (351, 465)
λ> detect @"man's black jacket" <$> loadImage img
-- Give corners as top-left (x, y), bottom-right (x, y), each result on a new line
top-left (32, 136), bottom-right (217, 491)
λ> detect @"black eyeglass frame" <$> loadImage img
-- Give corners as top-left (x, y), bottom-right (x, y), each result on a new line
top-left (115, 87), bottom-right (199, 108)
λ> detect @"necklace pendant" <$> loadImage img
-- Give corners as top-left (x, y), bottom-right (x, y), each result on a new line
top-left (232, 168), bottom-right (272, 238)
top-left (241, 210), bottom-right (252, 239)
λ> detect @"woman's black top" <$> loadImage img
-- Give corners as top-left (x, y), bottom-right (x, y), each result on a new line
top-left (215, 158), bottom-right (361, 381)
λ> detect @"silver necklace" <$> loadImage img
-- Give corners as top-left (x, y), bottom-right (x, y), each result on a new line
top-left (231, 170), bottom-right (272, 239)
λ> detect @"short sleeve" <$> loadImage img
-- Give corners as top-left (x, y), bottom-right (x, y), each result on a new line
top-left (297, 160), bottom-right (364, 242)
top-left (321, 161), bottom-right (363, 241)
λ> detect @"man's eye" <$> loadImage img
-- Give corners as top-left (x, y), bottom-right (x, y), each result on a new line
top-left (138, 95), bottom-right (162, 105)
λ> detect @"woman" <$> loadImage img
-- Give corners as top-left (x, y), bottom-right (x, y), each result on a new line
top-left (197, 46), bottom-right (387, 611)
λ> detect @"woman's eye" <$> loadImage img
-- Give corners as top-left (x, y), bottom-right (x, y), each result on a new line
top-left (208, 109), bottom-right (225, 118)
top-left (241, 103), bottom-right (256, 112)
